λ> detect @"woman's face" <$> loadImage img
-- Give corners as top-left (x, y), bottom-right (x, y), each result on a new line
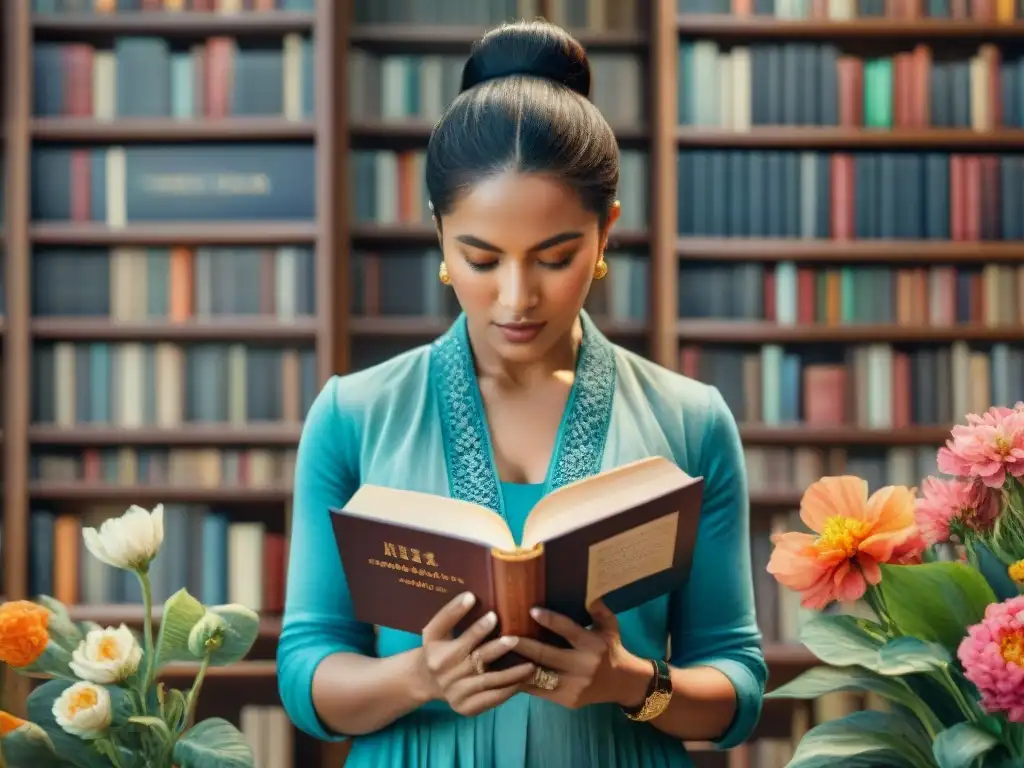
top-left (438, 170), bottom-right (620, 365)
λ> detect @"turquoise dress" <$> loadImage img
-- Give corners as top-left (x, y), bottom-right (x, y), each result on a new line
top-left (277, 312), bottom-right (767, 766)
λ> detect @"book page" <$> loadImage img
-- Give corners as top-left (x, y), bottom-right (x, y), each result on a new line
top-left (584, 512), bottom-right (680, 607)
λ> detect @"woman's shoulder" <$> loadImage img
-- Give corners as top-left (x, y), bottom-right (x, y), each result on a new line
top-left (319, 343), bottom-right (434, 421)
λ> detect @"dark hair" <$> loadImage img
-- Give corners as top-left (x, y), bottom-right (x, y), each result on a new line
top-left (426, 20), bottom-right (620, 227)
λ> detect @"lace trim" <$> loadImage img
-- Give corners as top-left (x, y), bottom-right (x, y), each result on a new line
top-left (431, 313), bottom-right (616, 516)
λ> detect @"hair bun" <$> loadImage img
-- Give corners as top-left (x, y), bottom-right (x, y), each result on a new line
top-left (461, 20), bottom-right (590, 97)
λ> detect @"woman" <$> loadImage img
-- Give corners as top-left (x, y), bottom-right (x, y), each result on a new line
top-left (277, 19), bottom-right (766, 767)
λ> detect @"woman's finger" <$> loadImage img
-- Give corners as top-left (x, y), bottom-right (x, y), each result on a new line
top-left (450, 610), bottom-right (498, 659)
top-left (422, 592), bottom-right (477, 642)
top-left (449, 664), bottom-right (536, 714)
top-left (512, 636), bottom-right (580, 672)
top-left (530, 608), bottom-right (599, 650)
top-left (436, 619), bottom-right (507, 687)
top-left (456, 681), bottom-right (526, 717)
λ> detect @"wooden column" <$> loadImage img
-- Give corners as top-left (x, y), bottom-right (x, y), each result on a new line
top-left (3, 0), bottom-right (33, 717)
top-left (649, 0), bottom-right (679, 370)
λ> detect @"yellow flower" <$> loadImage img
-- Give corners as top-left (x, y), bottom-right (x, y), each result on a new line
top-left (51, 682), bottom-right (111, 740)
top-left (82, 504), bottom-right (164, 571)
top-left (1009, 559), bottom-right (1024, 584)
top-left (70, 624), bottom-right (142, 684)
top-left (0, 601), bottom-right (50, 668)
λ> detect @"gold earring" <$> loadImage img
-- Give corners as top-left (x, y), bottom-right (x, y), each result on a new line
top-left (594, 256), bottom-right (608, 280)
top-left (438, 261), bottom-right (451, 285)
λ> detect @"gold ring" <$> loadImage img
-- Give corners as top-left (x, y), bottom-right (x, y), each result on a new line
top-left (470, 650), bottom-right (485, 675)
top-left (532, 667), bottom-right (559, 691)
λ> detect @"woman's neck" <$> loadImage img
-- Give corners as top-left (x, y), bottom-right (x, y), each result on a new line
top-left (468, 316), bottom-right (582, 389)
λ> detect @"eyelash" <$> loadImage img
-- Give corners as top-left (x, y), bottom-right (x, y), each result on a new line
top-left (465, 255), bottom-right (575, 272)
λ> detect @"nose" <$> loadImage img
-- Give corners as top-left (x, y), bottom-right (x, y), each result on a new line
top-left (497, 261), bottom-right (535, 315)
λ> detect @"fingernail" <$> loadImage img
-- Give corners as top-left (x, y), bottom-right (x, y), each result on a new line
top-left (530, 607), bottom-right (543, 619)
top-left (501, 636), bottom-right (518, 647)
top-left (462, 592), bottom-right (476, 608)
top-left (483, 611), bottom-right (497, 626)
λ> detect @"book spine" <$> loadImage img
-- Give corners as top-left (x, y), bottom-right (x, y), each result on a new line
top-left (489, 545), bottom-right (546, 641)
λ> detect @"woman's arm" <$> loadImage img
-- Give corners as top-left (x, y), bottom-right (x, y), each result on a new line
top-left (276, 376), bottom-right (434, 740)
top-left (637, 385), bottom-right (768, 746)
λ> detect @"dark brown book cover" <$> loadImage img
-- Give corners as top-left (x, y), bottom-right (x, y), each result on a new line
top-left (330, 457), bottom-right (705, 662)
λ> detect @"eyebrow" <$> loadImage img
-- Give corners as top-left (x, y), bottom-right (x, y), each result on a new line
top-left (454, 231), bottom-right (584, 254)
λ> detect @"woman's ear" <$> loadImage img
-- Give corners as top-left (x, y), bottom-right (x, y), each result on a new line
top-left (432, 214), bottom-right (442, 247)
top-left (599, 200), bottom-right (622, 252)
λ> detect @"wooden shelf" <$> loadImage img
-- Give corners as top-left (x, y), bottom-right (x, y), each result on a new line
top-left (32, 11), bottom-right (316, 38)
top-left (349, 24), bottom-right (647, 53)
top-left (31, 317), bottom-right (319, 342)
top-left (351, 119), bottom-right (649, 146)
top-left (740, 425), bottom-right (951, 446)
top-left (30, 221), bottom-right (318, 246)
top-left (158, 660), bottom-right (277, 681)
top-left (29, 484), bottom-right (292, 504)
top-left (677, 238), bottom-right (1024, 263)
top-left (28, 424), bottom-right (303, 447)
top-left (677, 127), bottom-right (1024, 149)
top-left (350, 315), bottom-right (648, 338)
top-left (68, 604), bottom-right (282, 638)
top-left (676, 15), bottom-right (1024, 40)
top-left (750, 490), bottom-right (802, 509)
top-left (32, 117), bottom-right (316, 143)
top-left (677, 320), bottom-right (1024, 343)
top-left (351, 223), bottom-right (650, 249)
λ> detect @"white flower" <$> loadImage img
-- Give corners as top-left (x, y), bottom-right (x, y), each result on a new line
top-left (51, 681), bottom-right (111, 740)
top-left (82, 504), bottom-right (164, 570)
top-left (69, 624), bottom-right (142, 684)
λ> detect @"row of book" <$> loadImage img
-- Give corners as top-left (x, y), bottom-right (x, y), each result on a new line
top-left (349, 49), bottom-right (645, 130)
top-left (680, 341), bottom-right (1020, 427)
top-left (33, 35), bottom-right (315, 120)
top-left (353, 0), bottom-right (642, 30)
top-left (32, 342), bottom-right (318, 426)
top-left (30, 506), bottom-right (284, 610)
top-left (678, 0), bottom-right (1014, 19)
top-left (679, 41), bottom-right (1009, 130)
top-left (32, 447), bottom-right (296, 489)
top-left (679, 262), bottom-right (1024, 327)
top-left (33, 0), bottom-right (314, 12)
top-left (33, 246), bottom-right (316, 320)
top-left (677, 150), bottom-right (1020, 241)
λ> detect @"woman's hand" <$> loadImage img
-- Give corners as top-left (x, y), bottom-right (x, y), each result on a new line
top-left (415, 592), bottom-right (536, 717)
top-left (512, 600), bottom-right (652, 710)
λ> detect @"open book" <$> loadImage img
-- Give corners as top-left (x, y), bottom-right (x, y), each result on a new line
top-left (330, 456), bottom-right (704, 655)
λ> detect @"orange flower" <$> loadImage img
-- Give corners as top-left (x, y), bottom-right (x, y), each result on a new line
top-left (0, 600), bottom-right (50, 668)
top-left (0, 711), bottom-right (26, 737)
top-left (766, 476), bottom-right (920, 610)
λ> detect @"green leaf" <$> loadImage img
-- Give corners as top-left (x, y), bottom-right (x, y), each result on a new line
top-left (154, 589), bottom-right (207, 668)
top-left (172, 718), bottom-right (253, 768)
top-left (0, 723), bottom-right (62, 768)
top-left (932, 723), bottom-right (1001, 768)
top-left (127, 715), bottom-right (172, 744)
top-left (34, 596), bottom-right (83, 653)
top-left (203, 605), bottom-right (260, 666)
top-left (162, 688), bottom-right (188, 733)
top-left (786, 709), bottom-right (935, 768)
top-left (18, 640), bottom-right (74, 680)
top-left (798, 613), bottom-right (886, 669)
top-left (877, 637), bottom-right (953, 675)
top-left (25, 680), bottom-right (134, 768)
top-left (879, 562), bottom-right (997, 652)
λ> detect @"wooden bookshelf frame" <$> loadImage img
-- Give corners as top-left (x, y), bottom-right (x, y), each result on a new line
top-left (7, 0), bottom-right (1019, 762)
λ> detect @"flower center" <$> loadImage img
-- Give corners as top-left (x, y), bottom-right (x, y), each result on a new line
top-left (68, 687), bottom-right (98, 717)
top-left (1010, 560), bottom-right (1024, 585)
top-left (996, 434), bottom-right (1012, 456)
top-left (96, 637), bottom-right (120, 661)
top-left (815, 516), bottom-right (871, 557)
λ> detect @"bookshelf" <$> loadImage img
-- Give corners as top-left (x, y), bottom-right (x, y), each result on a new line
top-left (6, 0), bottom-right (1023, 766)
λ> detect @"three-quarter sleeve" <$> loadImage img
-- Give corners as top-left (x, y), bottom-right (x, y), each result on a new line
top-left (277, 375), bottom-right (376, 742)
top-left (668, 385), bottom-right (768, 750)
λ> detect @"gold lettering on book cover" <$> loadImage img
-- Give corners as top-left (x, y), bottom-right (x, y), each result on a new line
top-left (368, 558), bottom-right (464, 586)
top-left (383, 542), bottom-right (438, 567)
top-left (585, 512), bottom-right (680, 607)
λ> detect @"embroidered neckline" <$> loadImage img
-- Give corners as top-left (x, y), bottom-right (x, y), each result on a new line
top-left (430, 311), bottom-right (616, 517)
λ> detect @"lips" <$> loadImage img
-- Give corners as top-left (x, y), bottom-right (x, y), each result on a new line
top-left (494, 321), bottom-right (546, 343)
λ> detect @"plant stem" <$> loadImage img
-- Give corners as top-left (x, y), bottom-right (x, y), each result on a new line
top-left (137, 569), bottom-right (155, 694)
top-left (939, 666), bottom-right (981, 725)
top-left (182, 654), bottom-right (210, 731)
top-left (864, 586), bottom-right (898, 636)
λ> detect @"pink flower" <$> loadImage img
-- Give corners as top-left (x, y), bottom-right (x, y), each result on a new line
top-left (937, 405), bottom-right (1024, 487)
top-left (958, 596), bottom-right (1024, 723)
top-left (915, 476), bottom-right (1000, 545)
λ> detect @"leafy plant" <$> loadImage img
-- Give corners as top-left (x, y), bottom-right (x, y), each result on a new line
top-left (0, 505), bottom-right (259, 767)
top-left (765, 404), bottom-right (1024, 767)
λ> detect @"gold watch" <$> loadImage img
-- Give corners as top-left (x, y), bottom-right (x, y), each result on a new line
top-left (621, 658), bottom-right (673, 722)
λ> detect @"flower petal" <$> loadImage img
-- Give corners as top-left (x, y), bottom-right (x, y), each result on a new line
top-left (800, 476), bottom-right (870, 532)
